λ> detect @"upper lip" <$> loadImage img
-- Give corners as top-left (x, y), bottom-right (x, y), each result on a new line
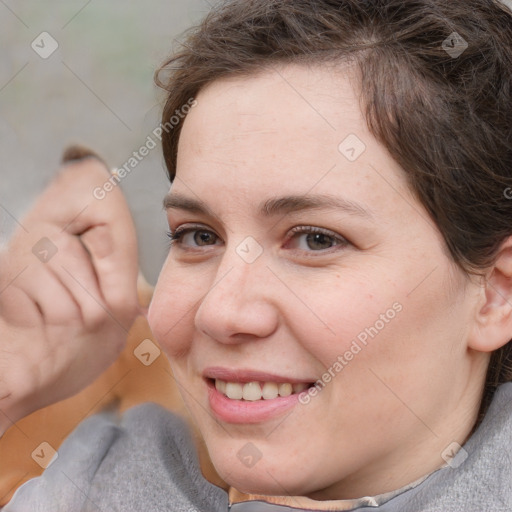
top-left (203, 366), bottom-right (315, 384)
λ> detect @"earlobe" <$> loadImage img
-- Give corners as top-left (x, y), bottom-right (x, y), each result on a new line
top-left (470, 238), bottom-right (512, 353)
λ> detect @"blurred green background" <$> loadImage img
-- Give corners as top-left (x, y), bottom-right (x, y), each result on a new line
top-left (0, 0), bottom-right (211, 283)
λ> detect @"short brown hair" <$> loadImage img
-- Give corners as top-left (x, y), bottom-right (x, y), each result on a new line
top-left (155, 0), bottom-right (512, 422)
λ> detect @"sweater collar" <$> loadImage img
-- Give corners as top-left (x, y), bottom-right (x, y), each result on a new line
top-left (228, 471), bottom-right (433, 511)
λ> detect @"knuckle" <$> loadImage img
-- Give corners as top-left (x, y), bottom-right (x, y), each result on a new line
top-left (83, 303), bottom-right (111, 331)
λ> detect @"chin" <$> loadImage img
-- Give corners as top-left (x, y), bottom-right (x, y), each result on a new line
top-left (210, 448), bottom-right (318, 497)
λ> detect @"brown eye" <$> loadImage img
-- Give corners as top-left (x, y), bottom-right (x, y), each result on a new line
top-left (192, 230), bottom-right (218, 246)
top-left (304, 233), bottom-right (336, 250)
top-left (169, 226), bottom-right (221, 248)
top-left (286, 226), bottom-right (348, 252)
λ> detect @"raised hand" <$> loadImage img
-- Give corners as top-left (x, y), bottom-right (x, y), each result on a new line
top-left (0, 148), bottom-right (139, 434)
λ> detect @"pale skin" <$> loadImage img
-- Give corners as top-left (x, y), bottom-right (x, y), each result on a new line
top-left (0, 156), bottom-right (139, 435)
top-left (2, 64), bottom-right (512, 501)
top-left (148, 64), bottom-right (512, 499)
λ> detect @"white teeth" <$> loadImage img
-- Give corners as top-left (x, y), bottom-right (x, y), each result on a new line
top-left (215, 379), bottom-right (226, 394)
top-left (225, 382), bottom-right (243, 400)
top-left (215, 379), bottom-right (309, 400)
top-left (261, 382), bottom-right (279, 400)
top-left (278, 383), bottom-right (293, 397)
top-left (242, 382), bottom-right (262, 401)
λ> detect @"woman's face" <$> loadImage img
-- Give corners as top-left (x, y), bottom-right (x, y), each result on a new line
top-left (149, 64), bottom-right (487, 499)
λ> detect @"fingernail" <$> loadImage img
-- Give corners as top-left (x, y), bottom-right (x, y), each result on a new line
top-left (61, 145), bottom-right (107, 166)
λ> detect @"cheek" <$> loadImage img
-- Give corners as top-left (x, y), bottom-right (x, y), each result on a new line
top-left (148, 266), bottom-right (204, 358)
top-left (292, 261), bottom-right (456, 392)
top-left (321, 267), bottom-right (467, 406)
top-left (290, 271), bottom-right (401, 368)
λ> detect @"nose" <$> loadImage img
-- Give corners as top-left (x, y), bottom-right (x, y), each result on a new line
top-left (194, 249), bottom-right (279, 344)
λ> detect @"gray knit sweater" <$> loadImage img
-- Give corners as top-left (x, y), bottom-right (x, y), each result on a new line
top-left (4, 383), bottom-right (512, 511)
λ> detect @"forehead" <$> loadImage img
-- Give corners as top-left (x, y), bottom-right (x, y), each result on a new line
top-left (174, 64), bottom-right (414, 215)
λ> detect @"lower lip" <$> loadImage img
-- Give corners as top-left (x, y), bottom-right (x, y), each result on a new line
top-left (207, 380), bottom-right (301, 424)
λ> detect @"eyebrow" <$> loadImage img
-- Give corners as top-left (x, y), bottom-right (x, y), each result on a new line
top-left (163, 193), bottom-right (216, 217)
top-left (260, 194), bottom-right (374, 219)
top-left (164, 193), bottom-right (373, 220)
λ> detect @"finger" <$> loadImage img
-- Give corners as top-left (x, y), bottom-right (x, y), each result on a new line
top-left (47, 233), bottom-right (128, 332)
top-left (0, 276), bottom-right (42, 327)
top-left (42, 232), bottom-right (104, 327)
top-left (18, 149), bottom-right (139, 327)
top-left (18, 265), bottom-right (82, 325)
top-left (61, 144), bottom-right (107, 167)
top-left (61, 160), bottom-right (139, 327)
top-left (79, 222), bottom-right (138, 326)
top-left (2, 216), bottom-right (108, 329)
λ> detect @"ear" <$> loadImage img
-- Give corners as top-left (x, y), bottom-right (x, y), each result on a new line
top-left (470, 237), bottom-right (512, 353)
